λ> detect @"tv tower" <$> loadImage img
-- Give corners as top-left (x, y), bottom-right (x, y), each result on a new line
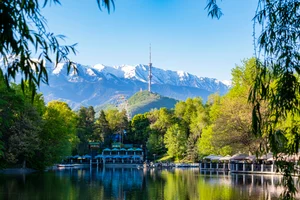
top-left (148, 44), bottom-right (152, 92)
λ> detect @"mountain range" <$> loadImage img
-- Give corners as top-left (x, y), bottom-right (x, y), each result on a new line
top-left (37, 62), bottom-right (230, 110)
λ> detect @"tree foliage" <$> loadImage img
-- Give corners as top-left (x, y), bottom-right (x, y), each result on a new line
top-left (196, 58), bottom-right (270, 157)
top-left (41, 101), bottom-right (78, 167)
top-left (207, 1), bottom-right (300, 198)
top-left (146, 108), bottom-right (174, 158)
top-left (213, 59), bottom-right (266, 154)
top-left (252, 2), bottom-right (300, 198)
top-left (0, 0), bottom-right (113, 96)
top-left (0, 81), bottom-right (43, 167)
top-left (75, 106), bottom-right (95, 155)
top-left (0, 74), bottom-right (79, 169)
top-left (148, 108), bottom-right (175, 134)
top-left (146, 130), bottom-right (165, 157)
top-left (128, 114), bottom-right (150, 145)
top-left (164, 124), bottom-right (187, 160)
top-left (105, 109), bottom-right (128, 136)
top-left (93, 110), bottom-right (112, 145)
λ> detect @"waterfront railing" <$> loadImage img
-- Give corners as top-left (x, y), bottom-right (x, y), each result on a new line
top-left (200, 162), bottom-right (280, 174)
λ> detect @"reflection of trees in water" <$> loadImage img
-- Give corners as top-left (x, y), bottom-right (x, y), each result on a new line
top-left (159, 169), bottom-right (235, 200)
top-left (1, 168), bottom-right (298, 199)
top-left (97, 167), bottom-right (144, 198)
top-left (0, 172), bottom-right (77, 199)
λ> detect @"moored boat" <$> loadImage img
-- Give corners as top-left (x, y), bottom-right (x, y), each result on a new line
top-left (57, 164), bottom-right (74, 168)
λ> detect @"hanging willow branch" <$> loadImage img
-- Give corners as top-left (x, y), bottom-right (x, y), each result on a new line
top-left (0, 0), bottom-right (114, 98)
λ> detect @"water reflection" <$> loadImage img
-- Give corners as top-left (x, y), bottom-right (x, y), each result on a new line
top-left (0, 167), bottom-right (298, 200)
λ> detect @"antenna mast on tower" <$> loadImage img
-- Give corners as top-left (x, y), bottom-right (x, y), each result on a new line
top-left (148, 44), bottom-right (152, 92)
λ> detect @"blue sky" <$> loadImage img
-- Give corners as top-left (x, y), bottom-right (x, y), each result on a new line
top-left (42, 0), bottom-right (258, 81)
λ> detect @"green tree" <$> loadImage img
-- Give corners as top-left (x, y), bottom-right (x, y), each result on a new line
top-left (0, 78), bottom-right (46, 168)
top-left (164, 124), bottom-right (187, 161)
top-left (0, 76), bottom-right (22, 160)
top-left (93, 110), bottom-right (112, 146)
top-left (174, 98), bottom-right (208, 161)
top-left (76, 106), bottom-right (95, 155)
top-left (212, 96), bottom-right (259, 154)
top-left (198, 125), bottom-right (217, 156)
top-left (186, 133), bottom-right (199, 162)
top-left (205, 59), bottom-right (266, 155)
top-left (10, 83), bottom-right (45, 168)
top-left (175, 98), bottom-right (204, 127)
top-left (146, 108), bottom-right (175, 157)
top-left (146, 130), bottom-right (165, 158)
top-left (40, 101), bottom-right (78, 169)
top-left (7, 104), bottom-right (42, 168)
top-left (128, 114), bottom-right (150, 146)
top-left (148, 108), bottom-right (175, 134)
top-left (105, 109), bottom-right (128, 143)
top-left (197, 94), bottom-right (222, 157)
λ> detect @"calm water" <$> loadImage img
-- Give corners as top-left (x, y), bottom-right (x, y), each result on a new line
top-left (0, 167), bottom-right (291, 200)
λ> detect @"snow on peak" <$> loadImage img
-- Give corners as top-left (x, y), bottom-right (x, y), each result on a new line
top-left (214, 79), bottom-right (220, 84)
top-left (48, 62), bottom-right (230, 92)
top-left (92, 64), bottom-right (124, 78)
top-left (177, 71), bottom-right (188, 81)
top-left (120, 65), bottom-right (136, 79)
top-left (52, 63), bottom-right (66, 74)
top-left (92, 64), bottom-right (106, 71)
top-left (86, 68), bottom-right (96, 76)
top-left (221, 80), bottom-right (232, 87)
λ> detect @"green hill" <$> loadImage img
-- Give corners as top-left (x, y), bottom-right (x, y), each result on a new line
top-left (127, 91), bottom-right (178, 117)
top-left (94, 91), bottom-right (178, 118)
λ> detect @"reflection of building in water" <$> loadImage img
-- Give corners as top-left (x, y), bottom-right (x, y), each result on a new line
top-left (199, 171), bottom-right (300, 199)
top-left (99, 167), bottom-right (143, 187)
top-left (231, 174), bottom-right (282, 198)
top-left (57, 167), bottom-right (144, 200)
top-left (97, 167), bottom-right (144, 199)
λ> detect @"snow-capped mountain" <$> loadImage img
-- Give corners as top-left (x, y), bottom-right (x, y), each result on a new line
top-left (39, 62), bottom-right (230, 109)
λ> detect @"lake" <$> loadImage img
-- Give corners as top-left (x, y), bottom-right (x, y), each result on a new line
top-left (0, 167), bottom-right (292, 200)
